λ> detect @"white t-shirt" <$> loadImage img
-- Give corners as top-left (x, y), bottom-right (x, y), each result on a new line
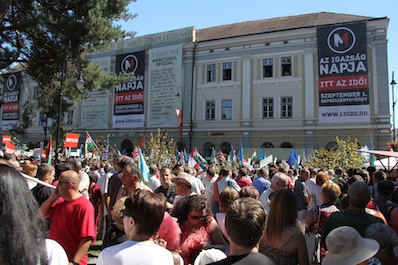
top-left (97, 240), bottom-right (174, 265)
top-left (45, 239), bottom-right (68, 265)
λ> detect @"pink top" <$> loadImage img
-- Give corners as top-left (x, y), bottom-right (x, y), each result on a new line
top-left (179, 224), bottom-right (212, 265)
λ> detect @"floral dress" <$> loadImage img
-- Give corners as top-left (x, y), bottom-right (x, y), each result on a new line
top-left (179, 224), bottom-right (212, 265)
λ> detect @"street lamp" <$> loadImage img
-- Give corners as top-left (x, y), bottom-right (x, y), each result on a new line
top-left (392, 71), bottom-right (397, 142)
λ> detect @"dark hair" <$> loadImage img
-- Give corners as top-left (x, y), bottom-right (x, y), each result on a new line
top-left (67, 158), bottom-right (83, 171)
top-left (239, 186), bottom-right (260, 200)
top-left (37, 163), bottom-right (55, 180)
top-left (348, 181), bottom-right (370, 208)
top-left (219, 187), bottom-right (240, 210)
top-left (206, 167), bottom-right (215, 177)
top-left (124, 189), bottom-right (166, 238)
top-left (377, 181), bottom-right (395, 197)
top-left (226, 197), bottom-right (266, 248)
top-left (172, 195), bottom-right (210, 225)
top-left (373, 170), bottom-right (387, 182)
top-left (0, 164), bottom-right (47, 264)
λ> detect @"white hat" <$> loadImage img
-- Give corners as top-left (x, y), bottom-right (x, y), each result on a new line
top-left (323, 226), bottom-right (380, 265)
top-left (194, 249), bottom-right (227, 265)
top-left (174, 172), bottom-right (195, 188)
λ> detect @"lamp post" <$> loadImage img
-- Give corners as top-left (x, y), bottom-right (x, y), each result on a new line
top-left (392, 71), bottom-right (397, 142)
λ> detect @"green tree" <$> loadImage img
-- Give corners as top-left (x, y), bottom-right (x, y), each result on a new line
top-left (1, 0), bottom-right (135, 142)
top-left (146, 129), bottom-right (177, 168)
top-left (305, 137), bottom-right (364, 169)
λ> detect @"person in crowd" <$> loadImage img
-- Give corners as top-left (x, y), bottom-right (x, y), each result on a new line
top-left (22, 161), bottom-right (39, 189)
top-left (67, 158), bottom-right (90, 199)
top-left (147, 164), bottom-right (161, 191)
top-left (172, 194), bottom-right (226, 265)
top-left (305, 182), bottom-right (341, 235)
top-left (235, 167), bottom-right (252, 188)
top-left (194, 248), bottom-right (227, 265)
top-left (0, 163), bottom-right (68, 265)
top-left (370, 170), bottom-right (387, 199)
top-left (321, 181), bottom-right (384, 249)
top-left (214, 187), bottom-right (240, 251)
top-left (173, 171), bottom-right (197, 205)
top-left (217, 166), bottom-right (241, 193)
top-left (40, 170), bottom-right (96, 265)
top-left (203, 167), bottom-right (218, 206)
top-left (239, 186), bottom-right (259, 200)
top-left (32, 163), bottom-right (56, 206)
top-left (97, 189), bottom-right (175, 265)
top-left (184, 165), bottom-right (205, 195)
top-left (322, 226), bottom-right (379, 265)
top-left (154, 167), bottom-right (176, 207)
top-left (308, 170), bottom-right (329, 209)
top-left (365, 223), bottom-right (398, 265)
top-left (210, 197), bottom-right (276, 264)
top-left (259, 172), bottom-right (289, 215)
top-left (259, 189), bottom-right (309, 265)
top-left (211, 168), bottom-right (225, 214)
top-left (102, 196), bottom-right (130, 249)
top-left (252, 167), bottom-right (271, 195)
top-left (88, 171), bottom-right (102, 226)
top-left (118, 158), bottom-right (151, 198)
top-left (366, 180), bottom-right (398, 223)
top-left (294, 168), bottom-right (310, 221)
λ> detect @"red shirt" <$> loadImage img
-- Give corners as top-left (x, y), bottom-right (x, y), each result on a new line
top-left (212, 176), bottom-right (223, 203)
top-left (49, 196), bottom-right (96, 265)
top-left (237, 177), bottom-right (252, 188)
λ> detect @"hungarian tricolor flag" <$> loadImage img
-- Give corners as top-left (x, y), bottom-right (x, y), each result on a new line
top-left (85, 131), bottom-right (95, 155)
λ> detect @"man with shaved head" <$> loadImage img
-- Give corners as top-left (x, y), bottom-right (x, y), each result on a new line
top-left (41, 170), bottom-right (96, 265)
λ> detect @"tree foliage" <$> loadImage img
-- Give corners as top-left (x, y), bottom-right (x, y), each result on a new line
top-left (1, 0), bottom-right (136, 136)
top-left (146, 129), bottom-right (177, 168)
top-left (305, 137), bottom-right (364, 169)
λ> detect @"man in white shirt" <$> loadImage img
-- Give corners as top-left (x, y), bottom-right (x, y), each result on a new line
top-left (147, 164), bottom-right (161, 191)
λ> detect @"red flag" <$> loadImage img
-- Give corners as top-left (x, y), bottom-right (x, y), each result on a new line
top-left (46, 135), bottom-right (52, 164)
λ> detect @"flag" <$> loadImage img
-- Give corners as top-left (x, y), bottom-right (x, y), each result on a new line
top-left (287, 148), bottom-right (298, 166)
top-left (219, 150), bottom-right (225, 160)
top-left (138, 148), bottom-right (149, 184)
top-left (179, 151), bottom-right (186, 166)
top-left (194, 149), bottom-right (208, 165)
top-left (188, 150), bottom-right (197, 168)
top-left (251, 149), bottom-right (257, 165)
top-left (175, 109), bottom-right (182, 139)
top-left (369, 133), bottom-right (374, 166)
top-left (105, 134), bottom-right (110, 153)
top-left (132, 146), bottom-right (139, 162)
top-left (210, 147), bottom-right (216, 163)
top-left (237, 140), bottom-right (244, 164)
top-left (259, 147), bottom-right (265, 161)
top-left (85, 131), bottom-right (95, 155)
top-left (301, 148), bottom-right (307, 164)
top-left (46, 135), bottom-right (52, 164)
top-left (5, 142), bottom-right (15, 154)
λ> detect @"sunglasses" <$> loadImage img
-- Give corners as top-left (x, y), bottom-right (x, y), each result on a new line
top-left (189, 214), bottom-right (207, 221)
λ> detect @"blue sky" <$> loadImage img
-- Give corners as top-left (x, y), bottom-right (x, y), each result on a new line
top-left (118, 0), bottom-right (397, 124)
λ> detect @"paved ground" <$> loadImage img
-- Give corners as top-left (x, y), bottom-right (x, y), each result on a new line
top-left (88, 240), bottom-right (102, 265)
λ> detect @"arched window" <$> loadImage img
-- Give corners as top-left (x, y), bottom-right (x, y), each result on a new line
top-left (121, 139), bottom-right (133, 156)
top-left (220, 142), bottom-right (232, 155)
top-left (280, 142), bottom-right (293, 148)
top-left (261, 142), bottom-right (274, 148)
top-left (325, 141), bottom-right (337, 151)
top-left (203, 142), bottom-right (215, 159)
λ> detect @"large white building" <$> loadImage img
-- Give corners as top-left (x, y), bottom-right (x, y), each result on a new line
top-left (1, 12), bottom-right (392, 159)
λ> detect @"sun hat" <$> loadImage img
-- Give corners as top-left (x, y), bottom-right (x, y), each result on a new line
top-left (323, 226), bottom-right (380, 265)
top-left (174, 172), bottom-right (195, 188)
top-left (193, 248), bottom-right (227, 265)
top-left (365, 223), bottom-right (398, 249)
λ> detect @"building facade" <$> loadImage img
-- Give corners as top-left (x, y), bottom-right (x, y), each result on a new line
top-left (0, 12), bottom-right (392, 159)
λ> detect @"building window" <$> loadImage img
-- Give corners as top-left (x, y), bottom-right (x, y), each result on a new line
top-left (262, 58), bottom-right (273, 78)
top-left (281, 56), bottom-right (292, 76)
top-left (222, 62), bottom-right (232, 81)
top-left (220, 142), bottom-right (232, 155)
top-left (32, 86), bottom-right (40, 100)
top-left (280, 142), bottom-right (293, 148)
top-left (221, 100), bottom-right (232, 120)
top-left (65, 109), bottom-right (73, 125)
top-left (205, 101), bottom-right (215, 120)
top-left (262, 98), bottom-right (274, 119)
top-left (281, 97), bottom-right (292, 118)
top-left (207, 64), bottom-right (216, 82)
top-left (261, 142), bottom-right (274, 148)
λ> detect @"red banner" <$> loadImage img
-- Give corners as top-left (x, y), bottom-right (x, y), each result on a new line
top-left (2, 135), bottom-right (11, 144)
top-left (64, 133), bottom-right (80, 148)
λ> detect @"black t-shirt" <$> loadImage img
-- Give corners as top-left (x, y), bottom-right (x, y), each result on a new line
top-left (209, 252), bottom-right (276, 265)
top-left (154, 185), bottom-right (176, 204)
top-left (32, 184), bottom-right (53, 206)
top-left (108, 172), bottom-right (122, 212)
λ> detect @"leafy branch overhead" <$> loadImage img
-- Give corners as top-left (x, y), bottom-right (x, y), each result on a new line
top-left (1, 0), bottom-right (136, 119)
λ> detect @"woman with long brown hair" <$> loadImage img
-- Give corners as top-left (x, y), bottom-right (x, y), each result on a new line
top-left (259, 189), bottom-right (309, 265)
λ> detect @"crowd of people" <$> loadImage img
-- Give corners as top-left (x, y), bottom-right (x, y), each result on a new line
top-left (1, 152), bottom-right (398, 265)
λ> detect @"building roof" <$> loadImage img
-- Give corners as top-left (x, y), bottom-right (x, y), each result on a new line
top-left (196, 12), bottom-right (378, 42)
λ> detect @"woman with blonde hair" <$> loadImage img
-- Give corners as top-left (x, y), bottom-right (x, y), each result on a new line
top-left (308, 171), bottom-right (330, 209)
top-left (259, 189), bottom-right (309, 265)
